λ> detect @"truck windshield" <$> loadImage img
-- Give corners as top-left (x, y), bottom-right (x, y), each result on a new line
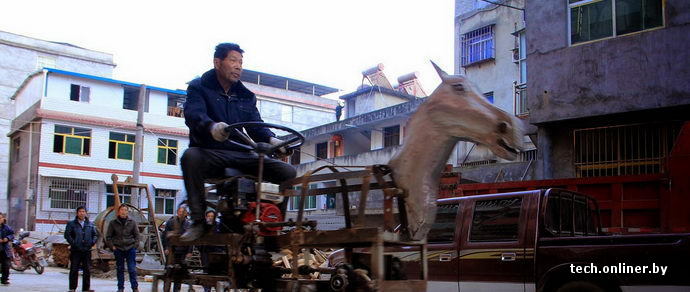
top-left (544, 190), bottom-right (598, 237)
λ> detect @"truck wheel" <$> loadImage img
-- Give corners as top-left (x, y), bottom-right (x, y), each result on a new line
top-left (556, 281), bottom-right (605, 292)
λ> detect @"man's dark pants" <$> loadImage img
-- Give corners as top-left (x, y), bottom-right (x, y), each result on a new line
top-left (69, 249), bottom-right (92, 291)
top-left (114, 248), bottom-right (138, 290)
top-left (181, 147), bottom-right (297, 222)
top-left (0, 252), bottom-right (9, 283)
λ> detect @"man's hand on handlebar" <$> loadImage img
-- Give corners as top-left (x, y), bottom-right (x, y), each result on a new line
top-left (210, 122), bottom-right (230, 142)
top-left (269, 137), bottom-right (288, 156)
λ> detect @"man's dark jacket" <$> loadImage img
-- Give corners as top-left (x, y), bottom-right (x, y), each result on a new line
top-left (64, 217), bottom-right (99, 252)
top-left (162, 216), bottom-right (191, 254)
top-left (184, 69), bottom-right (275, 151)
top-left (105, 217), bottom-right (140, 251)
top-left (0, 223), bottom-right (14, 258)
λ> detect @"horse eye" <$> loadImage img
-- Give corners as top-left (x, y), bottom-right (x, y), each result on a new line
top-left (452, 84), bottom-right (464, 91)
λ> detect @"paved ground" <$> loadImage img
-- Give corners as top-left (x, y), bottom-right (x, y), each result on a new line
top-left (0, 267), bottom-right (160, 292)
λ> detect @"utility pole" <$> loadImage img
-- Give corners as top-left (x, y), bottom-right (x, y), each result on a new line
top-left (132, 84), bottom-right (146, 206)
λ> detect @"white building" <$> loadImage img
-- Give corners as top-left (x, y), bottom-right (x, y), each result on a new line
top-left (0, 30), bottom-right (115, 215)
top-left (8, 67), bottom-right (339, 231)
top-left (9, 68), bottom-right (187, 231)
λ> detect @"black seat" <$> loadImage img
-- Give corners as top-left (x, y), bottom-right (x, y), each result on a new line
top-left (224, 168), bottom-right (244, 178)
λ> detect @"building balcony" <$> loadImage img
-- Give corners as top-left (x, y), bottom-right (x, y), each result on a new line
top-left (167, 106), bottom-right (183, 118)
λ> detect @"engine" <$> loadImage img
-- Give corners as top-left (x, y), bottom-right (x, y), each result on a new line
top-left (214, 177), bottom-right (285, 235)
top-left (207, 177), bottom-right (287, 289)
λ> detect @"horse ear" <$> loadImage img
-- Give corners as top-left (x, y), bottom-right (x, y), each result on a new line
top-left (430, 60), bottom-right (449, 81)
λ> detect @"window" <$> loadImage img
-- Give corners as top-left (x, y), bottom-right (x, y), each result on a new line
top-left (461, 25), bottom-right (494, 66)
top-left (155, 189), bottom-right (176, 215)
top-left (290, 185), bottom-right (317, 210)
top-left (469, 197), bottom-right (522, 242)
top-left (49, 178), bottom-right (88, 210)
top-left (573, 122), bottom-right (680, 177)
top-left (569, 0), bottom-right (663, 45)
top-left (105, 184), bottom-right (132, 207)
top-left (325, 194), bottom-right (336, 209)
top-left (514, 29), bottom-right (528, 116)
top-left (167, 94), bottom-right (185, 117)
top-left (544, 191), bottom-right (598, 236)
top-left (70, 84), bottom-right (90, 102)
top-left (36, 55), bottom-right (56, 70)
top-left (290, 147), bottom-right (301, 165)
top-left (280, 105), bottom-right (293, 122)
top-left (316, 142), bottom-right (328, 160)
top-left (53, 125), bottom-right (91, 156)
top-left (11, 137), bottom-right (20, 163)
top-left (483, 92), bottom-right (494, 104)
top-left (123, 86), bottom-right (149, 112)
top-left (517, 30), bottom-right (527, 85)
top-left (108, 132), bottom-right (136, 160)
top-left (428, 203), bottom-right (459, 242)
top-left (383, 125), bottom-right (400, 148)
top-left (157, 139), bottom-right (178, 165)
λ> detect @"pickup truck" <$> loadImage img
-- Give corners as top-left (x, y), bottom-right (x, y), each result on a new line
top-left (331, 188), bottom-right (690, 291)
top-left (406, 188), bottom-right (690, 292)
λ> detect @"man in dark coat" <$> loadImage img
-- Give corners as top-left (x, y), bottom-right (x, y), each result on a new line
top-left (64, 206), bottom-right (99, 292)
top-left (162, 206), bottom-right (191, 292)
top-left (0, 213), bottom-right (14, 285)
top-left (180, 42), bottom-right (296, 241)
top-left (105, 205), bottom-right (140, 292)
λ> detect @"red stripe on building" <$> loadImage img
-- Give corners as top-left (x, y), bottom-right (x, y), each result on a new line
top-left (38, 162), bottom-right (183, 180)
top-left (35, 219), bottom-right (69, 224)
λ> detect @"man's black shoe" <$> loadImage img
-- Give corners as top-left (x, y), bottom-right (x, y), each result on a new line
top-left (180, 222), bottom-right (205, 242)
top-left (1, 281), bottom-right (9, 285)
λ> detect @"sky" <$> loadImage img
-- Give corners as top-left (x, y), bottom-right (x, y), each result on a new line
top-left (2, 0), bottom-right (454, 97)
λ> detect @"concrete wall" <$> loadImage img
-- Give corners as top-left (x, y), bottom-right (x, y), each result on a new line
top-left (7, 122), bottom-right (41, 229)
top-left (526, 0), bottom-right (690, 124)
top-left (13, 73), bottom-right (43, 116)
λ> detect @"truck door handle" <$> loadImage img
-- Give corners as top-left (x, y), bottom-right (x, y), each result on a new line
top-left (439, 253), bottom-right (452, 262)
top-left (501, 252), bottom-right (516, 262)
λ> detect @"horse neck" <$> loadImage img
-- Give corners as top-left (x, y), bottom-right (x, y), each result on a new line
top-left (389, 112), bottom-right (458, 185)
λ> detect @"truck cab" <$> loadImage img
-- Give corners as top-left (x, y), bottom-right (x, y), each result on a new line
top-left (412, 188), bottom-right (690, 291)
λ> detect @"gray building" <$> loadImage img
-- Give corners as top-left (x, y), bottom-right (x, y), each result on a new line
top-left (525, 0), bottom-right (690, 179)
top-left (453, 0), bottom-right (536, 172)
top-left (0, 30), bottom-right (115, 214)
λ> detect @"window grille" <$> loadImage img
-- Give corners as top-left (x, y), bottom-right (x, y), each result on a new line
top-left (48, 178), bottom-right (89, 210)
top-left (461, 25), bottom-right (494, 66)
top-left (573, 122), bottom-right (681, 177)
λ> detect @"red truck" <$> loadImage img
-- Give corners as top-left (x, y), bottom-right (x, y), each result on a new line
top-left (398, 188), bottom-right (690, 292)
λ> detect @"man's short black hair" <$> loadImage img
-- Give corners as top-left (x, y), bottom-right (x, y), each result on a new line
top-left (76, 206), bottom-right (86, 213)
top-left (205, 210), bottom-right (217, 217)
top-left (214, 43), bottom-right (244, 60)
top-left (118, 204), bottom-right (129, 211)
